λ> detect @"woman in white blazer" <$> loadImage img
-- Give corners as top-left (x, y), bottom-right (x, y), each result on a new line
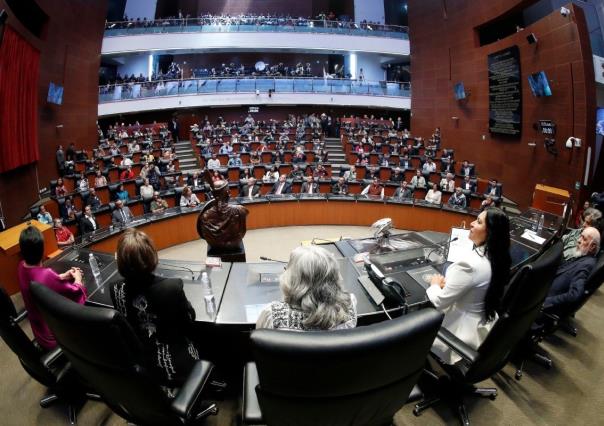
top-left (427, 208), bottom-right (511, 364)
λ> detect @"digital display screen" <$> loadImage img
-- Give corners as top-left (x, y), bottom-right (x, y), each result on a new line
top-left (454, 82), bottom-right (466, 100)
top-left (47, 82), bottom-right (64, 105)
top-left (527, 71), bottom-right (552, 97)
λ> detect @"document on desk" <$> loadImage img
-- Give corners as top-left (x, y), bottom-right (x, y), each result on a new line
top-left (447, 228), bottom-right (473, 263)
top-left (521, 230), bottom-right (546, 245)
top-left (245, 304), bottom-right (270, 323)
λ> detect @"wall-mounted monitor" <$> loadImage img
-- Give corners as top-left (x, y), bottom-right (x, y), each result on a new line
top-left (47, 82), bottom-right (64, 105)
top-left (454, 82), bottom-right (466, 100)
top-left (527, 71), bottom-right (552, 97)
top-left (597, 108), bottom-right (604, 136)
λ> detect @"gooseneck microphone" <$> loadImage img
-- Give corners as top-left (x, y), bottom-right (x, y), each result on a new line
top-left (426, 237), bottom-right (459, 261)
top-left (259, 256), bottom-right (288, 263)
top-left (157, 262), bottom-right (197, 280)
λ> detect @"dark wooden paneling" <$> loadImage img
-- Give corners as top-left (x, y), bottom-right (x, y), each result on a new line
top-left (408, 1), bottom-right (595, 209)
top-left (0, 0), bottom-right (108, 226)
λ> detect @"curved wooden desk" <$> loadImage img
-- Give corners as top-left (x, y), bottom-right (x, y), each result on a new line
top-left (88, 199), bottom-right (475, 254)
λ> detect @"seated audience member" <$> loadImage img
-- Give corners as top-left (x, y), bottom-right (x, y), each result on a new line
top-left (562, 208), bottom-right (602, 261)
top-left (110, 229), bottom-right (199, 386)
top-left (424, 182), bottom-right (442, 204)
top-left (461, 175), bottom-right (476, 192)
top-left (256, 245), bottom-right (357, 330)
top-left (207, 153), bottom-right (221, 170)
top-left (37, 205), bottom-right (53, 225)
top-left (331, 177), bottom-right (349, 195)
top-left (313, 164), bottom-right (328, 179)
top-left (361, 177), bottom-right (385, 199)
top-left (292, 147), bottom-right (307, 164)
top-left (263, 166), bottom-right (279, 183)
top-left (187, 172), bottom-right (203, 188)
top-left (55, 178), bottom-right (67, 198)
top-left (219, 141), bottom-right (233, 155)
top-left (343, 165), bottom-right (357, 181)
top-left (288, 165), bottom-right (304, 180)
top-left (390, 167), bottom-right (404, 182)
top-left (86, 188), bottom-right (102, 211)
top-left (150, 192), bottom-right (169, 213)
top-left (80, 205), bottom-right (98, 234)
top-left (544, 226), bottom-right (600, 311)
top-left (115, 184), bottom-right (129, 202)
top-left (120, 165), bottom-right (135, 181)
top-left (300, 176), bottom-right (319, 194)
top-left (393, 180), bottom-right (412, 199)
top-left (112, 199), bottom-right (134, 225)
top-left (227, 154), bottom-right (242, 167)
top-left (240, 177), bottom-right (260, 198)
top-left (211, 170), bottom-right (224, 183)
top-left (366, 166), bottom-right (380, 180)
top-left (122, 156), bottom-right (134, 167)
top-left (180, 186), bottom-right (200, 207)
top-left (400, 155), bottom-right (411, 171)
top-left (440, 173), bottom-right (455, 192)
top-left (480, 195), bottom-right (494, 211)
top-left (460, 160), bottom-right (474, 177)
top-left (78, 175), bottom-right (89, 192)
top-left (422, 158), bottom-right (437, 175)
top-left (484, 179), bottom-right (502, 198)
top-left (448, 187), bottom-right (467, 208)
top-left (249, 151), bottom-right (261, 165)
top-left (17, 226), bottom-right (86, 350)
top-left (428, 208), bottom-right (510, 363)
top-left (590, 191), bottom-right (604, 212)
top-left (94, 170), bottom-right (108, 188)
top-left (63, 197), bottom-right (79, 221)
top-left (140, 178), bottom-right (155, 213)
top-left (270, 174), bottom-right (292, 195)
top-left (410, 169), bottom-right (426, 189)
top-left (53, 218), bottom-right (75, 247)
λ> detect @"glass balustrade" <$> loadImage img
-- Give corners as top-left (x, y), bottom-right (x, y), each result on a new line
top-left (104, 18), bottom-right (409, 40)
top-left (98, 77), bottom-right (411, 103)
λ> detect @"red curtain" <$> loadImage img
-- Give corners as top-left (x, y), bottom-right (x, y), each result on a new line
top-left (0, 26), bottom-right (40, 173)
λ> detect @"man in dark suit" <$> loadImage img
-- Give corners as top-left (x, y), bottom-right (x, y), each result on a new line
top-left (80, 205), bottom-right (98, 234)
top-left (187, 172), bottom-right (202, 188)
top-left (240, 177), bottom-right (260, 198)
top-left (300, 176), bottom-right (319, 194)
top-left (111, 199), bottom-right (134, 225)
top-left (460, 160), bottom-right (474, 177)
top-left (168, 117), bottom-right (179, 142)
top-left (544, 226), bottom-right (600, 310)
top-left (484, 179), bottom-right (502, 198)
top-left (270, 174), bottom-right (292, 195)
top-left (331, 177), bottom-right (348, 195)
top-left (461, 175), bottom-right (476, 193)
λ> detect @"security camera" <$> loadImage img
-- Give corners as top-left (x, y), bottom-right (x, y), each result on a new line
top-left (560, 7), bottom-right (571, 17)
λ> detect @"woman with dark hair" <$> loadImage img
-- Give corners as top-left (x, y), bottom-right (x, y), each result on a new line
top-left (109, 228), bottom-right (199, 387)
top-left (17, 226), bottom-right (86, 350)
top-left (428, 208), bottom-right (511, 364)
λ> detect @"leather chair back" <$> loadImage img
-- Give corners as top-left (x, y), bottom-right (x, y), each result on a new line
top-left (250, 308), bottom-right (443, 426)
top-left (0, 288), bottom-right (56, 386)
top-left (30, 282), bottom-right (183, 426)
top-left (463, 241), bottom-right (563, 383)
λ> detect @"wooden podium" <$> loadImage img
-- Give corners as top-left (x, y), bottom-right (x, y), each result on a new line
top-left (531, 184), bottom-right (571, 216)
top-left (0, 221), bottom-right (59, 296)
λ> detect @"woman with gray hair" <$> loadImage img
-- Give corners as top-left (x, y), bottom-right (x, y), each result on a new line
top-left (256, 245), bottom-right (357, 330)
top-left (563, 207), bottom-right (602, 260)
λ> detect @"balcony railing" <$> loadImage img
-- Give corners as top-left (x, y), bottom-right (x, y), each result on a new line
top-left (99, 77), bottom-right (411, 103)
top-left (104, 18), bottom-right (409, 40)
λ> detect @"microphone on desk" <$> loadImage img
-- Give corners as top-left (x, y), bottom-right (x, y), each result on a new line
top-left (259, 256), bottom-right (288, 264)
top-left (426, 237), bottom-right (459, 262)
top-left (156, 262), bottom-right (197, 280)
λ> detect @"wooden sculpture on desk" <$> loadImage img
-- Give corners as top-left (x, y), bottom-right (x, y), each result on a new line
top-left (196, 170), bottom-right (249, 262)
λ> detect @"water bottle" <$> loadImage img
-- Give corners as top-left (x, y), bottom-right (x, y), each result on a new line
top-left (89, 253), bottom-right (102, 289)
top-left (201, 272), bottom-right (216, 314)
top-left (537, 213), bottom-right (544, 232)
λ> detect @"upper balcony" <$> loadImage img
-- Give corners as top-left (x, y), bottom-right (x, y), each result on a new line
top-left (102, 18), bottom-right (410, 57)
top-left (98, 77), bottom-right (411, 117)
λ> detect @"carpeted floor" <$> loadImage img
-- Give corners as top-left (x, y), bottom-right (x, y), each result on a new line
top-left (1, 226), bottom-right (603, 425)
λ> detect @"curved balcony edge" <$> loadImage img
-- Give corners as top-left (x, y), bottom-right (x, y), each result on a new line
top-left (98, 91), bottom-right (411, 117)
top-left (101, 31), bottom-right (410, 57)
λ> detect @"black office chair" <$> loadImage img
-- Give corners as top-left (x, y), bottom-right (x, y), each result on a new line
top-left (414, 241), bottom-right (563, 425)
top-left (515, 250), bottom-right (604, 374)
top-left (0, 287), bottom-right (85, 423)
top-left (30, 282), bottom-right (218, 426)
top-left (242, 308), bottom-right (444, 426)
